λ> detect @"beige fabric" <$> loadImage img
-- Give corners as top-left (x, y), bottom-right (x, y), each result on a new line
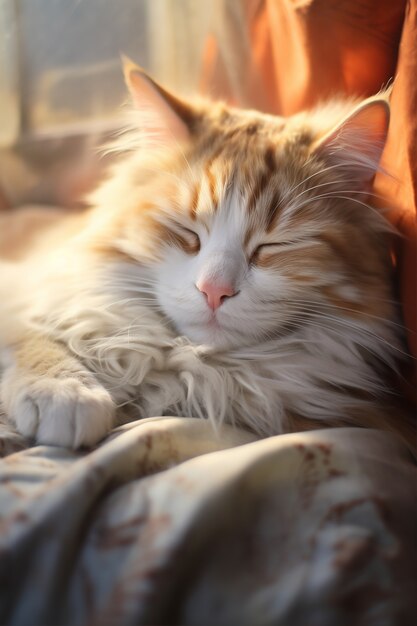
top-left (1, 414), bottom-right (415, 625)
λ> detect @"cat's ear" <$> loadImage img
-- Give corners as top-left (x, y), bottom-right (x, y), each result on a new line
top-left (122, 55), bottom-right (196, 144)
top-left (311, 99), bottom-right (389, 186)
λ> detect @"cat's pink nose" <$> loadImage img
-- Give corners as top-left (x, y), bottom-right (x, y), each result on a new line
top-left (196, 280), bottom-right (236, 310)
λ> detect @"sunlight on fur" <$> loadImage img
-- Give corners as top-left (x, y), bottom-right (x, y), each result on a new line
top-left (0, 58), bottom-right (409, 449)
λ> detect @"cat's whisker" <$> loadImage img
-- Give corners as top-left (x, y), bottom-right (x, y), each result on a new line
top-left (281, 299), bottom-right (407, 330)
top-left (322, 189), bottom-right (386, 201)
top-left (282, 163), bottom-right (352, 201)
top-left (283, 305), bottom-right (405, 340)
top-left (292, 312), bottom-right (409, 357)
top-left (283, 158), bottom-right (389, 212)
top-left (237, 296), bottom-right (407, 357)
top-left (288, 192), bottom-right (392, 226)
top-left (269, 314), bottom-right (403, 363)
top-left (292, 187), bottom-right (386, 214)
top-left (281, 160), bottom-right (377, 206)
top-left (287, 178), bottom-right (357, 206)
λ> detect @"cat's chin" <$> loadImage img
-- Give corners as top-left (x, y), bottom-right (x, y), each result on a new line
top-left (177, 319), bottom-right (251, 351)
top-left (190, 333), bottom-right (239, 351)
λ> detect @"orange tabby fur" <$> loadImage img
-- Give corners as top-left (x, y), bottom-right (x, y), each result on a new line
top-left (0, 62), bottom-right (413, 450)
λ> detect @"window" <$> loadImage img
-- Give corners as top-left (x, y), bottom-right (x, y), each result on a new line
top-left (0, 0), bottom-right (216, 206)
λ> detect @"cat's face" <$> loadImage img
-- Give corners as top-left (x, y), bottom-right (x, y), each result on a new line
top-left (100, 61), bottom-right (391, 350)
top-left (152, 126), bottom-right (331, 349)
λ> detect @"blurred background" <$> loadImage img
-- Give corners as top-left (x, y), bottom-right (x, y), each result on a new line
top-left (0, 0), bottom-right (226, 207)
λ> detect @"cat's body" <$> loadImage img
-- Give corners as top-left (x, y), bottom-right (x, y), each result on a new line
top-left (0, 61), bottom-right (408, 448)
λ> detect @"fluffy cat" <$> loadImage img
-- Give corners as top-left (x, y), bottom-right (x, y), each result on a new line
top-left (0, 59), bottom-right (408, 448)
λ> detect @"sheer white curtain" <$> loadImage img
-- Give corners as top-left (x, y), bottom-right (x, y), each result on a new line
top-left (0, 0), bottom-right (252, 207)
top-left (0, 0), bottom-right (220, 142)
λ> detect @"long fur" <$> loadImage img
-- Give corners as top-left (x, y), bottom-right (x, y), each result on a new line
top-left (0, 82), bottom-right (408, 448)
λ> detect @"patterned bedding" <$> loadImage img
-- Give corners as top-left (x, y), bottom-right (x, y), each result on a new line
top-left (0, 414), bottom-right (416, 626)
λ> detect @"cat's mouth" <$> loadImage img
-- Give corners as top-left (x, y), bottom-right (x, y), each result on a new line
top-left (206, 314), bottom-right (221, 329)
top-left (190, 313), bottom-right (222, 337)
top-left (179, 310), bottom-right (232, 348)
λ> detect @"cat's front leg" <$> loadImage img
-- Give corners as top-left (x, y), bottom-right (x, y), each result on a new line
top-left (0, 332), bottom-right (115, 448)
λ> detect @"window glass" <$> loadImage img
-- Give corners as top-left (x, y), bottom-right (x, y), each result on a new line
top-left (0, 0), bottom-right (213, 142)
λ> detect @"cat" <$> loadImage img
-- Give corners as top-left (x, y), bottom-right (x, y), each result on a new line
top-left (0, 58), bottom-right (408, 449)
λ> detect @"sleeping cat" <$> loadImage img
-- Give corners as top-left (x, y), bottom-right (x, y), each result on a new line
top-left (0, 59), bottom-right (407, 448)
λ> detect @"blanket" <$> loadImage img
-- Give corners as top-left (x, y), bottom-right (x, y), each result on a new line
top-left (1, 414), bottom-right (416, 625)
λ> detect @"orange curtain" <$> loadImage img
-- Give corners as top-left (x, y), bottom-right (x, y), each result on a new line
top-left (202, 0), bottom-right (416, 398)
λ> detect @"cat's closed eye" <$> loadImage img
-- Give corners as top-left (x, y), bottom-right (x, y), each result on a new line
top-left (250, 242), bottom-right (289, 264)
top-left (249, 237), bottom-right (314, 265)
top-left (169, 224), bottom-right (200, 255)
top-left (250, 239), bottom-right (312, 264)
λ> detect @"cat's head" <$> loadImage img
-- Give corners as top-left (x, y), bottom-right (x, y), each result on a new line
top-left (94, 59), bottom-right (393, 351)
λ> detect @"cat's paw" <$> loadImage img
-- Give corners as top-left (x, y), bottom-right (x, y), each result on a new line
top-left (1, 369), bottom-right (115, 448)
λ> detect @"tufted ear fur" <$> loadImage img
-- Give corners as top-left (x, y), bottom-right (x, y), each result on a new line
top-left (312, 98), bottom-right (390, 186)
top-left (122, 56), bottom-right (197, 144)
